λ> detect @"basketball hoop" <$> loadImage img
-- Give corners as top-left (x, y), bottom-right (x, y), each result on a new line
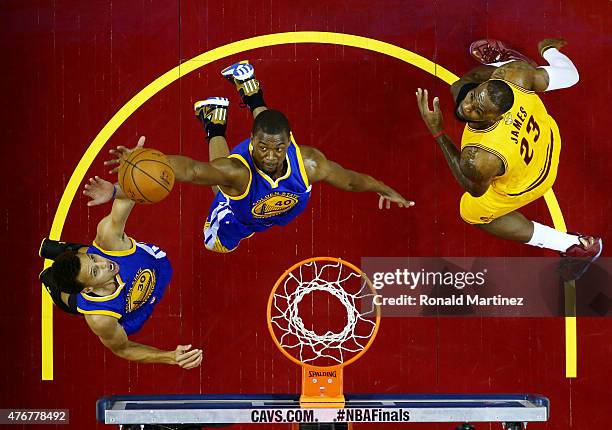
top-left (267, 257), bottom-right (381, 408)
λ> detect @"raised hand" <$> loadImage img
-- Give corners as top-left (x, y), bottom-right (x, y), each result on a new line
top-left (538, 38), bottom-right (567, 55)
top-left (415, 88), bottom-right (443, 135)
top-left (83, 176), bottom-right (115, 207)
top-left (174, 344), bottom-right (203, 370)
top-left (105, 135), bottom-right (146, 174)
top-left (377, 185), bottom-right (415, 209)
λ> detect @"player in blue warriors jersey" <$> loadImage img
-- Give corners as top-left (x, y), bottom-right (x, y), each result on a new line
top-left (39, 174), bottom-right (202, 369)
top-left (106, 62), bottom-right (414, 253)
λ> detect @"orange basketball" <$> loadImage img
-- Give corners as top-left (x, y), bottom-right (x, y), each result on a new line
top-left (118, 148), bottom-right (175, 204)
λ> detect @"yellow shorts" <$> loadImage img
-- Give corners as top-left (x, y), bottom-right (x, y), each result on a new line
top-left (460, 124), bottom-right (561, 225)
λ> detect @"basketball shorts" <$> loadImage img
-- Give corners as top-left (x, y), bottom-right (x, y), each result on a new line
top-left (203, 198), bottom-right (256, 253)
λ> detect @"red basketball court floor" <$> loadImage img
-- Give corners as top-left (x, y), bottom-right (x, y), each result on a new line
top-left (3, 1), bottom-right (611, 428)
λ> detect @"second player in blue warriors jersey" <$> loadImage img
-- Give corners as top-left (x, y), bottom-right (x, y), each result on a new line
top-left (105, 61), bottom-right (414, 253)
top-left (204, 135), bottom-right (312, 252)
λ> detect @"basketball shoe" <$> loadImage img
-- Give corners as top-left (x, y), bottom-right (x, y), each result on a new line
top-left (194, 97), bottom-right (229, 140)
top-left (470, 39), bottom-right (538, 68)
top-left (221, 60), bottom-right (266, 111)
top-left (558, 234), bottom-right (603, 281)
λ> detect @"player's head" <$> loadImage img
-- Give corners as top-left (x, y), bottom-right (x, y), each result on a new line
top-left (250, 109), bottom-right (291, 175)
top-left (50, 251), bottom-right (119, 294)
top-left (455, 80), bottom-right (514, 123)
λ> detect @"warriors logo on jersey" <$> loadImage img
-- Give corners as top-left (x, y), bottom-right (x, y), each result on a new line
top-left (76, 239), bottom-right (172, 335)
top-left (127, 268), bottom-right (156, 312)
top-left (252, 192), bottom-right (299, 218)
top-left (204, 134), bottom-right (311, 253)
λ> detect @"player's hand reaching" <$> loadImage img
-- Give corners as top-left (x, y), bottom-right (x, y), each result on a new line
top-left (105, 135), bottom-right (146, 174)
top-left (83, 176), bottom-right (114, 207)
top-left (537, 38), bottom-right (567, 55)
top-left (377, 185), bottom-right (415, 209)
top-left (416, 88), bottom-right (443, 135)
top-left (174, 344), bottom-right (203, 370)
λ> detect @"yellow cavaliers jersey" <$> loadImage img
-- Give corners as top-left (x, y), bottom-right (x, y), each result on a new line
top-left (460, 79), bottom-right (559, 197)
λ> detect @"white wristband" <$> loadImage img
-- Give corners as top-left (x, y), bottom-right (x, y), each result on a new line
top-left (539, 48), bottom-right (579, 91)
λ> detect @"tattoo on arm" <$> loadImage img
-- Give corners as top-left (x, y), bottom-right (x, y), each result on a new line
top-left (491, 68), bottom-right (507, 80)
top-left (491, 61), bottom-right (537, 89)
top-left (460, 147), bottom-right (486, 182)
top-left (435, 135), bottom-right (490, 196)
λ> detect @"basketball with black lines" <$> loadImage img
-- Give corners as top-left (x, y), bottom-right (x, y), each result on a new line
top-left (118, 148), bottom-right (175, 204)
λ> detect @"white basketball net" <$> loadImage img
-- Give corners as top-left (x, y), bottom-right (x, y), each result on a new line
top-left (270, 260), bottom-right (378, 365)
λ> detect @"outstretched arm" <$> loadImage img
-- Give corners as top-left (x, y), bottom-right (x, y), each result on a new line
top-left (104, 136), bottom-right (250, 196)
top-left (300, 146), bottom-right (414, 209)
top-left (82, 176), bottom-right (135, 251)
top-left (416, 88), bottom-right (502, 197)
top-left (85, 314), bottom-right (203, 369)
top-left (166, 154), bottom-right (247, 190)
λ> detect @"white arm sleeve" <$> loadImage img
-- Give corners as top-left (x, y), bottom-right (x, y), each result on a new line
top-left (539, 48), bottom-right (579, 91)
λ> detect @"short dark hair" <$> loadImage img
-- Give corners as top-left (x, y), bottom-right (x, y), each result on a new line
top-left (50, 251), bottom-right (85, 294)
top-left (252, 109), bottom-right (291, 138)
top-left (487, 80), bottom-right (514, 114)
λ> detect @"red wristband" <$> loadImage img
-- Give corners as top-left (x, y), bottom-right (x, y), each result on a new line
top-left (432, 130), bottom-right (445, 139)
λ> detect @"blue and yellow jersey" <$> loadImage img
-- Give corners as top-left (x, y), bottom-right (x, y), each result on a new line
top-left (204, 135), bottom-right (312, 252)
top-left (76, 238), bottom-right (172, 335)
top-left (460, 79), bottom-right (560, 197)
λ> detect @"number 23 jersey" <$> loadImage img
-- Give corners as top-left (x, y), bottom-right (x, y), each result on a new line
top-left (460, 79), bottom-right (561, 197)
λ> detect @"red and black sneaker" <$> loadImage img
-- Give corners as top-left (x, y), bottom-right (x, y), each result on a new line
top-left (469, 39), bottom-right (538, 68)
top-left (558, 234), bottom-right (603, 281)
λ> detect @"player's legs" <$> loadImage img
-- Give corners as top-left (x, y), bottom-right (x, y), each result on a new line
top-left (460, 190), bottom-right (602, 279)
top-left (194, 97), bottom-right (230, 195)
top-left (209, 136), bottom-right (230, 162)
top-left (474, 210), bottom-right (534, 242)
top-left (460, 190), bottom-right (580, 249)
top-left (221, 61), bottom-right (268, 119)
top-left (462, 192), bottom-right (594, 250)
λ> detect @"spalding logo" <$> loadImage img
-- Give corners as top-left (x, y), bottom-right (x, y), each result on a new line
top-left (308, 370), bottom-right (337, 378)
top-left (251, 192), bottom-right (298, 218)
top-left (126, 269), bottom-right (156, 312)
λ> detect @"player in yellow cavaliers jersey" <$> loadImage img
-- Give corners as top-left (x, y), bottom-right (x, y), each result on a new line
top-left (416, 38), bottom-right (602, 279)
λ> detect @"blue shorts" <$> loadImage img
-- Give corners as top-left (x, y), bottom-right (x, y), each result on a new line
top-left (203, 198), bottom-right (257, 253)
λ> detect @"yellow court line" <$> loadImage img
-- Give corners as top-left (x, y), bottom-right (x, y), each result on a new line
top-left (544, 190), bottom-right (575, 378)
top-left (41, 31), bottom-right (570, 380)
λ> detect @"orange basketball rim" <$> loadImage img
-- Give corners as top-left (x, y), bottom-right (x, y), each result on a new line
top-left (267, 256), bottom-right (381, 408)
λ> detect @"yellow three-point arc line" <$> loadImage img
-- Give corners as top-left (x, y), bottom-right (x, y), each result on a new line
top-left (41, 31), bottom-right (574, 380)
